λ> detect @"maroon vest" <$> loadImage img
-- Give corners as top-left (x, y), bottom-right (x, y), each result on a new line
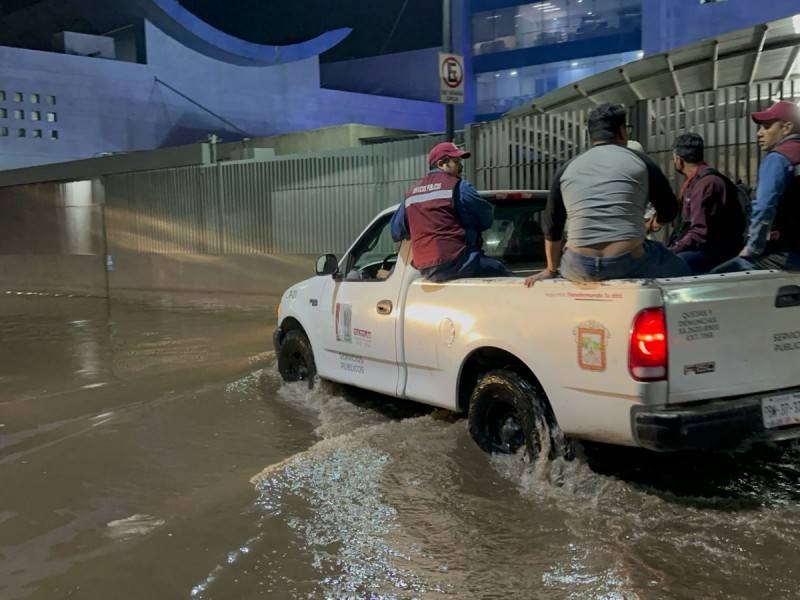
top-left (770, 137), bottom-right (800, 254)
top-left (404, 171), bottom-right (464, 270)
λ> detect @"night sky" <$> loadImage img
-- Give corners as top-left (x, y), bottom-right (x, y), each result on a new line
top-left (0, 0), bottom-right (443, 62)
top-left (180, 0), bottom-right (442, 62)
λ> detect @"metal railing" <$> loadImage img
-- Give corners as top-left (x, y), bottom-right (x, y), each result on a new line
top-left (2, 79), bottom-right (799, 258)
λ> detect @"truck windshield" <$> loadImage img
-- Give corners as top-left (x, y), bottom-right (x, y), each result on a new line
top-left (482, 200), bottom-right (546, 268)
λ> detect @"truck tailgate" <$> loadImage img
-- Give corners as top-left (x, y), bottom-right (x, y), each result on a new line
top-left (661, 271), bottom-right (800, 404)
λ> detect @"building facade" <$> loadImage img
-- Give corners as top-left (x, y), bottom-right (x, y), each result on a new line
top-left (467, 0), bottom-right (800, 122)
top-left (0, 18), bottom-right (443, 171)
top-left (3, 0), bottom-right (800, 171)
top-left (471, 0), bottom-right (642, 120)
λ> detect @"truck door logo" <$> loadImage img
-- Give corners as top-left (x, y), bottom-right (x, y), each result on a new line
top-left (335, 303), bottom-right (352, 343)
top-left (574, 320), bottom-right (609, 371)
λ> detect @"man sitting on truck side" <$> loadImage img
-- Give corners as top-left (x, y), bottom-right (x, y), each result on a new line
top-left (712, 101), bottom-right (800, 273)
top-left (390, 142), bottom-right (513, 282)
top-left (525, 103), bottom-right (690, 286)
top-left (668, 133), bottom-right (746, 274)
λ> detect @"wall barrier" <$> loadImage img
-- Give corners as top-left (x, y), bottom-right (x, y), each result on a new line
top-left (1, 79), bottom-right (798, 304)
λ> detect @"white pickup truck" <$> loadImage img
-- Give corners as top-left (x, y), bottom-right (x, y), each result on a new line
top-left (273, 191), bottom-right (800, 459)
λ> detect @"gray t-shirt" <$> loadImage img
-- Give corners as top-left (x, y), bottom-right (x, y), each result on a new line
top-left (544, 144), bottom-right (679, 248)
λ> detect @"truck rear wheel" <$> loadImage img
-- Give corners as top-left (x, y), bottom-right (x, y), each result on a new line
top-left (277, 330), bottom-right (317, 386)
top-left (468, 369), bottom-right (558, 461)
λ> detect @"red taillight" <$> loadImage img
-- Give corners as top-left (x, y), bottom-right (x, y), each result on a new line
top-left (629, 308), bottom-right (667, 381)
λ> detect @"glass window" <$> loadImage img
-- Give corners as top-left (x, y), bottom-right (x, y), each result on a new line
top-left (0, 108), bottom-right (6, 118)
top-left (13, 92), bottom-right (22, 102)
top-left (472, 0), bottom-right (642, 54)
top-left (30, 93), bottom-right (39, 103)
top-left (14, 109), bottom-right (24, 119)
top-left (472, 7), bottom-right (518, 54)
top-left (32, 129), bottom-right (42, 138)
top-left (47, 112), bottom-right (57, 122)
top-left (46, 95), bottom-right (56, 105)
top-left (0, 91), bottom-right (5, 101)
top-left (17, 128), bottom-right (26, 137)
top-left (483, 199), bottom-right (547, 264)
top-left (476, 50), bottom-right (641, 117)
top-left (31, 110), bottom-right (40, 121)
top-left (50, 130), bottom-right (59, 140)
top-left (0, 127), bottom-right (7, 136)
top-left (345, 214), bottom-right (400, 280)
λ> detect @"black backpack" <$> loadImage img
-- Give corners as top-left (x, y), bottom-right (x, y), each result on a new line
top-left (670, 167), bottom-right (750, 244)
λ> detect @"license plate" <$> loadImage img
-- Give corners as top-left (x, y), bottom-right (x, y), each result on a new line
top-left (761, 392), bottom-right (800, 429)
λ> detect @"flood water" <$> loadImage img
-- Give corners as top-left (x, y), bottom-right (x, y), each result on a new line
top-left (2, 293), bottom-right (800, 600)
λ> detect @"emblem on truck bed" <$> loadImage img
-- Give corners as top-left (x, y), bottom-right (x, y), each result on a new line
top-left (683, 361), bottom-right (716, 375)
top-left (574, 320), bottom-right (609, 371)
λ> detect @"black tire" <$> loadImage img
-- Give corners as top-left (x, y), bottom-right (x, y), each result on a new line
top-left (277, 330), bottom-right (317, 386)
top-left (468, 369), bottom-right (562, 461)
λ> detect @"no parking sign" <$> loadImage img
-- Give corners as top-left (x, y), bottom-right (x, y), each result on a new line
top-left (439, 53), bottom-right (464, 104)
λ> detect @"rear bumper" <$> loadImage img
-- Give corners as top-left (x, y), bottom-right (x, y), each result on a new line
top-left (633, 394), bottom-right (800, 452)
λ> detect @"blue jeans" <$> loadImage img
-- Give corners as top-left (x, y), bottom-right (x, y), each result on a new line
top-left (559, 240), bottom-right (691, 282)
top-left (711, 251), bottom-right (800, 273)
top-left (676, 250), bottom-right (734, 275)
top-left (423, 249), bottom-right (514, 282)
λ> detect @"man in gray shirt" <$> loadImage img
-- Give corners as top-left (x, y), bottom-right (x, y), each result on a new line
top-left (525, 103), bottom-right (690, 285)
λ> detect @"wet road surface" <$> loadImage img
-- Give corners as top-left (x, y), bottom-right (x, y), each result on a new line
top-left (2, 293), bottom-right (800, 599)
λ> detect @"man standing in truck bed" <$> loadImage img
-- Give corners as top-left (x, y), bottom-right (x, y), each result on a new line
top-left (526, 103), bottom-right (690, 285)
top-left (390, 141), bottom-right (513, 282)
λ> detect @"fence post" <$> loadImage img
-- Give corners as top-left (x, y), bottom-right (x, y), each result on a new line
top-left (464, 123), bottom-right (478, 184)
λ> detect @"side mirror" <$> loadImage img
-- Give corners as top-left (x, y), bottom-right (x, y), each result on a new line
top-left (315, 253), bottom-right (339, 276)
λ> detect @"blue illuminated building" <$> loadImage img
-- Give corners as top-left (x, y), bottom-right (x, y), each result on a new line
top-left (466, 0), bottom-right (800, 122)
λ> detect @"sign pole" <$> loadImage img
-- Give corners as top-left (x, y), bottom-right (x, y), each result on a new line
top-left (443, 0), bottom-right (454, 142)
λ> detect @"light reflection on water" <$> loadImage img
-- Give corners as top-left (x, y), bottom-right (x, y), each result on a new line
top-left (5, 295), bottom-right (800, 600)
top-left (188, 375), bottom-right (800, 600)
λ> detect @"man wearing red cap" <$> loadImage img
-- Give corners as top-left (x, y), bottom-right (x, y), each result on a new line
top-left (390, 142), bottom-right (513, 281)
top-left (713, 100), bottom-right (800, 272)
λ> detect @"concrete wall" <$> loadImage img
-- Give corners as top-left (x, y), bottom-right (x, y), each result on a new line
top-left (105, 253), bottom-right (315, 307)
top-left (643, 0), bottom-right (800, 56)
top-left (0, 20), bottom-right (443, 171)
top-left (0, 255), bottom-right (107, 296)
top-left (0, 132), bottom-right (442, 308)
top-left (54, 31), bottom-right (116, 59)
top-left (321, 48), bottom-right (442, 102)
top-left (246, 124), bottom-right (425, 156)
top-left (0, 252), bottom-right (314, 307)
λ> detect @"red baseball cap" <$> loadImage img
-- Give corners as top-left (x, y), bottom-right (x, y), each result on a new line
top-left (428, 142), bottom-right (470, 166)
top-left (751, 101), bottom-right (800, 127)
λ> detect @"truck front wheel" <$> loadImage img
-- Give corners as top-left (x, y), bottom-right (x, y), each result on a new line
top-left (277, 330), bottom-right (317, 386)
top-left (468, 370), bottom-right (557, 461)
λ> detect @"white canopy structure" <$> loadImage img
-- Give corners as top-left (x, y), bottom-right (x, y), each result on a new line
top-left (505, 14), bottom-right (800, 117)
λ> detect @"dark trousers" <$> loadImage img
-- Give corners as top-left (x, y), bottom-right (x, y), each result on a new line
top-left (676, 250), bottom-right (734, 275)
top-left (422, 249), bottom-right (514, 282)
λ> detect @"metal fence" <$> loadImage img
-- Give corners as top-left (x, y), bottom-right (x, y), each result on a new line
top-left (2, 78), bottom-right (799, 258)
top-left (0, 135), bottom-right (442, 257)
top-left (101, 136), bottom-right (443, 256)
top-left (470, 79), bottom-right (800, 195)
